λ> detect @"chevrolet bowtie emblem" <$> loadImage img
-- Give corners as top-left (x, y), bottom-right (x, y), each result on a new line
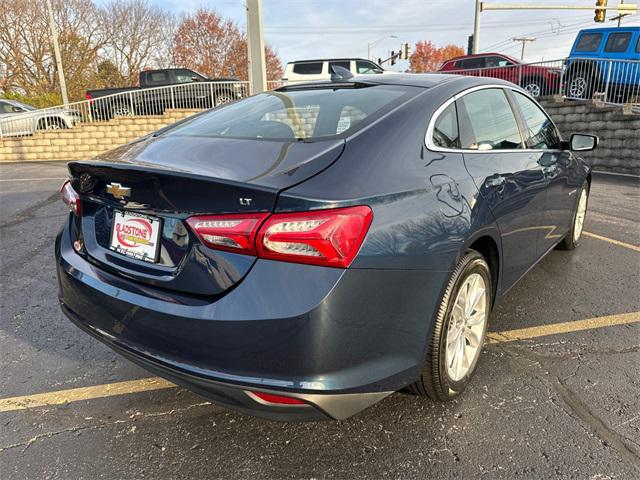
top-left (106, 182), bottom-right (131, 199)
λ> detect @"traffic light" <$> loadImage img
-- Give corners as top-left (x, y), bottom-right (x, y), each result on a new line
top-left (390, 51), bottom-right (396, 66)
top-left (594, 0), bottom-right (608, 22)
top-left (467, 35), bottom-right (474, 55)
top-left (401, 43), bottom-right (411, 60)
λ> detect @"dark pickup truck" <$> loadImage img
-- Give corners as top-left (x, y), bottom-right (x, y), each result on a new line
top-left (86, 68), bottom-right (246, 119)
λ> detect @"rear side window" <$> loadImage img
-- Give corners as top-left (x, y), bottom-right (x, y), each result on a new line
top-left (166, 85), bottom-right (412, 140)
top-left (328, 61), bottom-right (350, 72)
top-left (512, 92), bottom-right (561, 150)
top-left (431, 103), bottom-right (460, 149)
top-left (292, 62), bottom-right (323, 75)
top-left (458, 89), bottom-right (523, 150)
top-left (460, 57), bottom-right (485, 69)
top-left (605, 32), bottom-right (632, 53)
top-left (147, 72), bottom-right (168, 85)
top-left (575, 33), bottom-right (602, 52)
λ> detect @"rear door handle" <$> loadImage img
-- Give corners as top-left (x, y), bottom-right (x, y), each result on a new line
top-left (485, 176), bottom-right (506, 189)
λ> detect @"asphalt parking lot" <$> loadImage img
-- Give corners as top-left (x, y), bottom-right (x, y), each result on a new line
top-left (0, 161), bottom-right (638, 479)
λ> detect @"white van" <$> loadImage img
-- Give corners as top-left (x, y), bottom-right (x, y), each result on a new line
top-left (282, 58), bottom-right (397, 84)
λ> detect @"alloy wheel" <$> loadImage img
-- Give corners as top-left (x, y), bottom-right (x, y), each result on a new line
top-left (445, 273), bottom-right (488, 382)
top-left (569, 77), bottom-right (587, 98)
top-left (573, 189), bottom-right (587, 242)
top-left (524, 82), bottom-right (541, 98)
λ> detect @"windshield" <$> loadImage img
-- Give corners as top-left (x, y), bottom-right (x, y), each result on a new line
top-left (11, 101), bottom-right (36, 111)
top-left (165, 85), bottom-right (413, 141)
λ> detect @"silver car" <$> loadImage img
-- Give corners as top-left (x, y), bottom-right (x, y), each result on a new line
top-left (0, 99), bottom-right (82, 137)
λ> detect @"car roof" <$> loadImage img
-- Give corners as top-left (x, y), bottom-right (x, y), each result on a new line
top-left (288, 58), bottom-right (373, 64)
top-left (445, 52), bottom-right (520, 63)
top-left (283, 73), bottom-right (518, 91)
top-left (577, 26), bottom-right (640, 33)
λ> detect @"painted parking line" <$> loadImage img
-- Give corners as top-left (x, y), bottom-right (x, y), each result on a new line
top-left (0, 311), bottom-right (638, 414)
top-left (0, 177), bottom-right (66, 182)
top-left (583, 231), bottom-right (640, 253)
top-left (486, 311), bottom-right (640, 344)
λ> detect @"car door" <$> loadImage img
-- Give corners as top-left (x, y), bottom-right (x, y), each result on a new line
top-left (485, 55), bottom-right (517, 84)
top-left (510, 91), bottom-right (578, 254)
top-left (457, 87), bottom-right (548, 289)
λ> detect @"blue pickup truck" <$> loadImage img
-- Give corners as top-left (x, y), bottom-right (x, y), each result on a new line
top-left (565, 26), bottom-right (639, 102)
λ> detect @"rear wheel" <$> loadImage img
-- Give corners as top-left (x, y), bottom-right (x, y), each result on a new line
top-left (567, 66), bottom-right (595, 100)
top-left (557, 183), bottom-right (589, 250)
top-left (522, 77), bottom-right (546, 98)
top-left (111, 103), bottom-right (133, 117)
top-left (409, 250), bottom-right (491, 401)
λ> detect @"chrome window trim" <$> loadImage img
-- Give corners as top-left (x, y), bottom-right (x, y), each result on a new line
top-left (424, 83), bottom-right (563, 154)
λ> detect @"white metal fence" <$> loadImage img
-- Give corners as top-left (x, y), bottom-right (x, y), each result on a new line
top-left (441, 57), bottom-right (640, 106)
top-left (2, 58), bottom-right (639, 138)
top-left (0, 80), bottom-right (250, 138)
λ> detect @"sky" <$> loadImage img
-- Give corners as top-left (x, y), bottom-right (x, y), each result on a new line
top-left (151, 0), bottom-right (639, 70)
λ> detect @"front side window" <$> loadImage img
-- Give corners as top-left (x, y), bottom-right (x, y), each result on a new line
top-left (431, 103), bottom-right (460, 149)
top-left (356, 60), bottom-right (381, 74)
top-left (458, 89), bottom-right (523, 150)
top-left (175, 69), bottom-right (201, 83)
top-left (165, 85), bottom-right (412, 141)
top-left (575, 33), bottom-right (602, 52)
top-left (605, 32), bottom-right (632, 53)
top-left (636, 36), bottom-right (640, 53)
top-left (512, 92), bottom-right (561, 150)
top-left (486, 56), bottom-right (513, 68)
top-left (292, 62), bottom-right (323, 75)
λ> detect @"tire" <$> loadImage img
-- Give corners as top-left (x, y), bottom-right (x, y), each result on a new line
top-left (566, 65), bottom-right (595, 100)
top-left (557, 182), bottom-right (589, 251)
top-left (409, 250), bottom-right (492, 401)
top-left (522, 77), bottom-right (546, 98)
top-left (214, 92), bottom-right (235, 107)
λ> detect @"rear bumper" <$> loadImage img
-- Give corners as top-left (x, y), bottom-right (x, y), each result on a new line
top-left (56, 220), bottom-right (449, 420)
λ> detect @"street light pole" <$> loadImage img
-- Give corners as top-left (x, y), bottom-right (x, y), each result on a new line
top-left (473, 0), bottom-right (481, 54)
top-left (367, 35), bottom-right (397, 61)
top-left (246, 0), bottom-right (267, 95)
top-left (45, 0), bottom-right (69, 106)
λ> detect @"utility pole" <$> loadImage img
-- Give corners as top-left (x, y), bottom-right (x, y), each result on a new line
top-left (473, 0), bottom-right (481, 54)
top-left (45, 0), bottom-right (69, 106)
top-left (611, 0), bottom-right (630, 25)
top-left (246, 0), bottom-right (267, 95)
top-left (513, 37), bottom-right (536, 60)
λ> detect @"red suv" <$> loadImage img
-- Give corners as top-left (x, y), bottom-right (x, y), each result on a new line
top-left (439, 53), bottom-right (562, 98)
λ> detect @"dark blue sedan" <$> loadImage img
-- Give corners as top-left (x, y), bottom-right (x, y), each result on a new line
top-left (56, 74), bottom-right (596, 421)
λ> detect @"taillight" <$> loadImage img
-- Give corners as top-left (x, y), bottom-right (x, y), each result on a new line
top-left (256, 206), bottom-right (373, 268)
top-left (186, 213), bottom-right (269, 255)
top-left (60, 180), bottom-right (81, 216)
top-left (186, 206), bottom-right (373, 268)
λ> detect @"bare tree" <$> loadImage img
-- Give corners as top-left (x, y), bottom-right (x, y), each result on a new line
top-left (100, 0), bottom-right (175, 85)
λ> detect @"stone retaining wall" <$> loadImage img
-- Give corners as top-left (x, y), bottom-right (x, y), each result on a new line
top-left (538, 99), bottom-right (639, 175)
top-left (0, 109), bottom-right (201, 163)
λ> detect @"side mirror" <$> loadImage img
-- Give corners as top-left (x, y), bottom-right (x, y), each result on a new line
top-left (570, 133), bottom-right (598, 152)
top-left (12, 106), bottom-right (25, 113)
top-left (191, 76), bottom-right (202, 82)
top-left (373, 68), bottom-right (384, 74)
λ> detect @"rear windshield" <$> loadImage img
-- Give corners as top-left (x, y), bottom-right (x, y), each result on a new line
top-left (575, 33), bottom-right (602, 52)
top-left (165, 85), bottom-right (413, 141)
